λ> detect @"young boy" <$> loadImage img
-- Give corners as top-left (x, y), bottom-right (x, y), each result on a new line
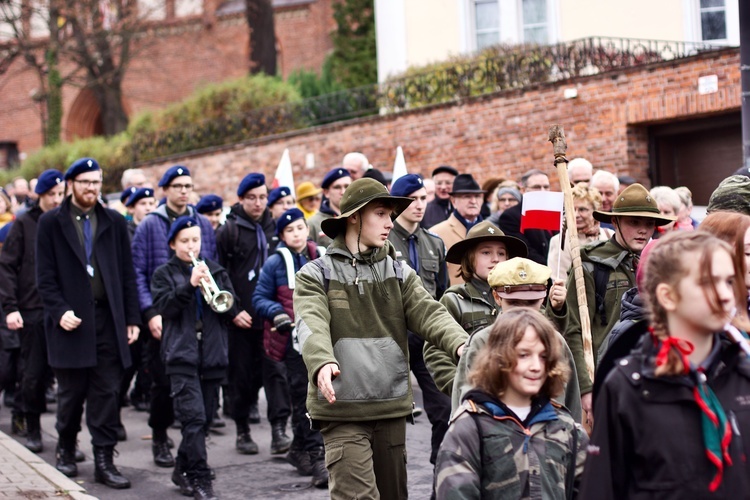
top-left (151, 216), bottom-right (237, 500)
top-left (294, 178), bottom-right (467, 499)
top-left (252, 208), bottom-right (328, 487)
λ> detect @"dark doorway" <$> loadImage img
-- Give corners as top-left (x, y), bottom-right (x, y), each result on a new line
top-left (649, 112), bottom-right (741, 205)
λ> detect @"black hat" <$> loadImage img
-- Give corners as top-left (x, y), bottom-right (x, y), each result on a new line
top-left (431, 165), bottom-right (458, 177)
top-left (449, 174), bottom-right (485, 195)
top-left (362, 168), bottom-right (387, 186)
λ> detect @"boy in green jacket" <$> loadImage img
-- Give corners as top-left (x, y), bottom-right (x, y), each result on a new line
top-left (294, 178), bottom-right (467, 499)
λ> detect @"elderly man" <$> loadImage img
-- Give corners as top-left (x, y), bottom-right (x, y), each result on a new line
top-left (308, 168), bottom-right (351, 248)
top-left (431, 173), bottom-right (485, 285)
top-left (498, 169), bottom-right (555, 265)
top-left (342, 152), bottom-right (370, 180)
top-left (422, 165), bottom-right (458, 229)
top-left (590, 170), bottom-right (619, 212)
top-left (568, 158), bottom-right (593, 185)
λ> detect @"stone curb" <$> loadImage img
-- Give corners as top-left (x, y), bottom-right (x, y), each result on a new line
top-left (0, 430), bottom-right (98, 500)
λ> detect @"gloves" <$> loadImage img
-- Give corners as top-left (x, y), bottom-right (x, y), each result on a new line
top-left (273, 313), bottom-right (294, 334)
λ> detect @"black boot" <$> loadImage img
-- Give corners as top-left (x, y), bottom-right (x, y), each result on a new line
top-left (55, 442), bottom-right (77, 477)
top-left (152, 439), bottom-right (175, 467)
top-left (286, 448), bottom-right (313, 476)
top-left (270, 421), bottom-right (291, 455)
top-left (191, 477), bottom-right (218, 500)
top-left (93, 445), bottom-right (131, 489)
top-left (235, 421), bottom-right (258, 455)
top-left (248, 403), bottom-right (260, 424)
top-left (74, 447), bottom-right (85, 462)
top-left (172, 461), bottom-right (194, 497)
top-left (11, 412), bottom-right (27, 437)
top-left (25, 414), bottom-right (43, 453)
top-left (309, 447), bottom-right (329, 488)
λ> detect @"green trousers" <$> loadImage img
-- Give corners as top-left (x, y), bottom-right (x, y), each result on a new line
top-left (319, 417), bottom-right (408, 500)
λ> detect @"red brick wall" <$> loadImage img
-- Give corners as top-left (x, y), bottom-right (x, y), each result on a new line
top-left (0, 0), bottom-right (335, 154)
top-left (134, 49), bottom-right (741, 201)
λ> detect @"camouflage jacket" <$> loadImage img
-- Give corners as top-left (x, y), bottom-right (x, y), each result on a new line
top-left (435, 391), bottom-right (587, 500)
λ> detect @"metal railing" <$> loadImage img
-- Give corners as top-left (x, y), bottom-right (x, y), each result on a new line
top-left (131, 37), bottom-right (725, 163)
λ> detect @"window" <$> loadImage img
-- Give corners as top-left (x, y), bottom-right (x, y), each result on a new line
top-left (700, 0), bottom-right (726, 41)
top-left (474, 0), bottom-right (499, 50)
top-left (522, 0), bottom-right (547, 44)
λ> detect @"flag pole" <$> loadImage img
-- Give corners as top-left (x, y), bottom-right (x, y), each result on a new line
top-left (548, 125), bottom-right (595, 384)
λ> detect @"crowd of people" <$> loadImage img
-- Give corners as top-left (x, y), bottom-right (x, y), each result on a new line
top-left (0, 150), bottom-right (750, 500)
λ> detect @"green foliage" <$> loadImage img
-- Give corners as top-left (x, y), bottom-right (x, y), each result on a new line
top-left (330, 0), bottom-right (377, 89)
top-left (287, 57), bottom-right (343, 98)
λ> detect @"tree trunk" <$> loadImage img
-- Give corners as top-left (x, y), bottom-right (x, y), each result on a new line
top-left (93, 82), bottom-right (129, 136)
top-left (246, 0), bottom-right (277, 76)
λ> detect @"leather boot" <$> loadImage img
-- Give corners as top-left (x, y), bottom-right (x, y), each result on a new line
top-left (74, 447), bottom-right (85, 462)
top-left (152, 439), bottom-right (175, 467)
top-left (55, 442), bottom-right (77, 477)
top-left (191, 477), bottom-right (218, 500)
top-left (309, 447), bottom-right (329, 488)
top-left (93, 445), bottom-right (131, 489)
top-left (286, 448), bottom-right (313, 476)
top-left (270, 421), bottom-right (291, 455)
top-left (172, 460), bottom-right (194, 497)
top-left (25, 414), bottom-right (43, 453)
top-left (11, 412), bottom-right (27, 437)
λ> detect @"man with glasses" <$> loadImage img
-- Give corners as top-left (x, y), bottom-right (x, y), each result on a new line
top-left (131, 165), bottom-right (217, 476)
top-left (498, 169), bottom-right (555, 265)
top-left (216, 173), bottom-right (291, 457)
top-left (308, 168), bottom-right (351, 248)
top-left (36, 158), bottom-right (140, 489)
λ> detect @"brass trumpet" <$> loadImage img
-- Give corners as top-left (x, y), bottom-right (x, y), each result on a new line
top-left (189, 252), bottom-right (235, 313)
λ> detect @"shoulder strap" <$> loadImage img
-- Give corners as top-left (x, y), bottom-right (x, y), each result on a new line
top-left (392, 257), bottom-right (404, 282)
top-left (276, 247), bottom-right (296, 290)
top-left (310, 258), bottom-right (332, 292)
top-left (584, 261), bottom-right (609, 326)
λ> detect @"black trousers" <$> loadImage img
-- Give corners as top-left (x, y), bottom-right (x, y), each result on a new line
top-left (120, 332), bottom-right (150, 403)
top-left (54, 307), bottom-right (123, 447)
top-left (408, 333), bottom-right (451, 465)
top-left (285, 346), bottom-right (323, 451)
top-left (171, 373), bottom-right (219, 480)
top-left (227, 328), bottom-right (263, 426)
top-left (263, 353), bottom-right (291, 425)
top-left (147, 337), bottom-right (174, 436)
top-left (19, 311), bottom-right (48, 417)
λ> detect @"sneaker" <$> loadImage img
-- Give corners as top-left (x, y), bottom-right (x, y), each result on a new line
top-left (286, 449), bottom-right (313, 476)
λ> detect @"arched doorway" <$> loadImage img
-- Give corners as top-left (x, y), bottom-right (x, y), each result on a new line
top-left (65, 88), bottom-right (104, 141)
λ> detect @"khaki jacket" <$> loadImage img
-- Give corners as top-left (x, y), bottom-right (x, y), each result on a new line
top-left (430, 213), bottom-right (467, 286)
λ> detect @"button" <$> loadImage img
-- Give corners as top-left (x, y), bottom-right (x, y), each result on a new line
top-left (631, 373), bottom-right (641, 381)
top-left (642, 390), bottom-right (649, 397)
top-left (619, 359), bottom-right (629, 366)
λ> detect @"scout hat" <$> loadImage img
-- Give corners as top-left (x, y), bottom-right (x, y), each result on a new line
top-left (126, 188), bottom-right (155, 208)
top-left (159, 165), bottom-right (190, 187)
top-left (320, 178), bottom-right (414, 239)
top-left (593, 183), bottom-right (676, 226)
top-left (35, 169), bottom-right (64, 194)
top-left (195, 194), bottom-right (223, 214)
top-left (268, 187), bottom-right (293, 207)
top-left (445, 221), bottom-right (528, 264)
top-left (488, 257), bottom-right (551, 300)
top-left (65, 158), bottom-right (100, 180)
top-left (167, 216), bottom-right (199, 244)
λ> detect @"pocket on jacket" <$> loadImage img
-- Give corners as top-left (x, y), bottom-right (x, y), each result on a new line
top-left (330, 337), bottom-right (408, 401)
top-left (480, 433), bottom-right (521, 493)
top-left (325, 442), bottom-right (344, 468)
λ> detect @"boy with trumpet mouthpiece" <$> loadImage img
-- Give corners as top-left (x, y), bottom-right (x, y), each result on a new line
top-left (151, 216), bottom-right (238, 500)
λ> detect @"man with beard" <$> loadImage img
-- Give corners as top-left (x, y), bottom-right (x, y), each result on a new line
top-left (131, 165), bottom-right (217, 470)
top-left (308, 168), bottom-right (351, 248)
top-left (421, 165), bottom-right (458, 229)
top-left (36, 158), bottom-right (140, 489)
top-left (216, 173), bottom-right (291, 456)
top-left (0, 170), bottom-right (65, 453)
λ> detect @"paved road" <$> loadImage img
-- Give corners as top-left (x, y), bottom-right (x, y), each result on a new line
top-left (0, 379), bottom-right (437, 499)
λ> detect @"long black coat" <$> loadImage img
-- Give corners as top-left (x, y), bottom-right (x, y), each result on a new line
top-left (36, 196), bottom-right (140, 369)
top-left (497, 203), bottom-right (555, 265)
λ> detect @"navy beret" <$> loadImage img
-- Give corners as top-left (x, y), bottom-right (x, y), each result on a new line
top-left (268, 186), bottom-right (293, 207)
top-left (276, 208), bottom-right (305, 235)
top-left (64, 158), bottom-right (100, 180)
top-left (35, 169), bottom-right (64, 194)
top-left (321, 168), bottom-right (351, 189)
top-left (126, 187), bottom-right (155, 207)
top-left (237, 173), bottom-right (266, 197)
top-left (167, 216), bottom-right (200, 244)
top-left (390, 174), bottom-right (424, 197)
top-left (195, 194), bottom-right (223, 214)
top-left (120, 186), bottom-right (137, 203)
top-left (159, 165), bottom-right (191, 187)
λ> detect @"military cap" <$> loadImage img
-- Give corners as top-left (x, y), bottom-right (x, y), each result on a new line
top-left (321, 168), bottom-right (351, 190)
top-left (237, 173), bottom-right (266, 197)
top-left (489, 257), bottom-right (550, 300)
top-left (276, 207), bottom-right (305, 235)
top-left (195, 194), bottom-right (223, 214)
top-left (126, 187), bottom-right (155, 208)
top-left (390, 174), bottom-right (424, 197)
top-left (593, 183), bottom-right (676, 226)
top-left (159, 165), bottom-right (191, 187)
top-left (64, 158), bottom-right (100, 180)
top-left (35, 169), bottom-right (64, 194)
top-left (445, 221), bottom-right (528, 264)
top-left (167, 216), bottom-right (199, 244)
top-left (268, 187), bottom-right (293, 207)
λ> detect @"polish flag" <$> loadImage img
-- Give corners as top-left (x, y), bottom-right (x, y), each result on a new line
top-left (272, 149), bottom-right (295, 193)
top-left (520, 191), bottom-right (564, 233)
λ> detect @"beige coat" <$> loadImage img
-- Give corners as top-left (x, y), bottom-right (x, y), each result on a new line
top-left (430, 213), bottom-right (467, 286)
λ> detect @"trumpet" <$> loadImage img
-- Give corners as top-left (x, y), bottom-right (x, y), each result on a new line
top-left (189, 252), bottom-right (235, 313)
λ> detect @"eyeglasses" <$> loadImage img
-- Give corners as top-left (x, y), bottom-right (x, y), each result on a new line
top-left (169, 183), bottom-right (194, 191)
top-left (73, 180), bottom-right (102, 188)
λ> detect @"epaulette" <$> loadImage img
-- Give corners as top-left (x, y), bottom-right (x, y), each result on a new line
top-left (425, 230), bottom-right (443, 240)
top-left (614, 356), bottom-right (644, 387)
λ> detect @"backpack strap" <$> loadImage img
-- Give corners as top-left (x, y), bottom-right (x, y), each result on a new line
top-left (276, 247), bottom-right (296, 290)
top-left (583, 261), bottom-right (610, 326)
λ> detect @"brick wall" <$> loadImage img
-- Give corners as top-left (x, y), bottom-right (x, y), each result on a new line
top-left (134, 48), bottom-right (741, 201)
top-left (0, 0), bottom-right (335, 154)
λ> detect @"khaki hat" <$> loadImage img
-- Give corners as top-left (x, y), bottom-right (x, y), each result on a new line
top-left (488, 257), bottom-right (551, 300)
top-left (321, 178), bottom-right (414, 238)
top-left (445, 221), bottom-right (528, 264)
top-left (296, 181), bottom-right (322, 201)
top-left (593, 183), bottom-right (676, 226)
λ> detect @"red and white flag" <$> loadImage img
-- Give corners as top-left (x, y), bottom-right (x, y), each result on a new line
top-left (520, 191), bottom-right (564, 233)
top-left (272, 149), bottom-right (295, 193)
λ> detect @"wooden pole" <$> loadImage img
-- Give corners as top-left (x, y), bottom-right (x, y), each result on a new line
top-left (548, 125), bottom-right (595, 383)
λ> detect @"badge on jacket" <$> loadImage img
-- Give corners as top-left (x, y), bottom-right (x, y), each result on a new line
top-left (248, 269), bottom-right (256, 282)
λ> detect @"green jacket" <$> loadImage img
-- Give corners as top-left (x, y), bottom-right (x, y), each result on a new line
top-left (423, 279), bottom-right (498, 396)
top-left (435, 393), bottom-right (587, 500)
top-left (451, 325), bottom-right (582, 423)
top-left (550, 238), bottom-right (636, 394)
top-left (294, 237), bottom-right (467, 422)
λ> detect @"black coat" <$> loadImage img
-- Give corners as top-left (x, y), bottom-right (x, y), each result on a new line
top-left (580, 335), bottom-right (750, 500)
top-left (151, 256), bottom-right (236, 379)
top-left (497, 203), bottom-right (554, 265)
top-left (0, 204), bottom-right (43, 314)
top-left (36, 197), bottom-right (140, 369)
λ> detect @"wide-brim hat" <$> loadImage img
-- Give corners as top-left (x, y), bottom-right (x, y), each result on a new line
top-left (593, 183), bottom-right (676, 226)
top-left (296, 181), bottom-right (322, 200)
top-left (449, 173), bottom-right (485, 195)
top-left (445, 221), bottom-right (528, 264)
top-left (321, 178), bottom-right (414, 239)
